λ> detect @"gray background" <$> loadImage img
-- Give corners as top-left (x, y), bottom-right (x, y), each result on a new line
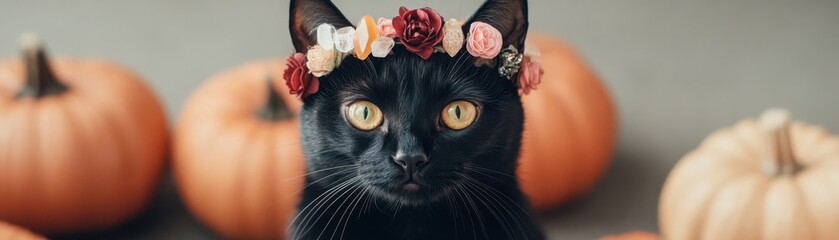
top-left (2, 0), bottom-right (838, 239)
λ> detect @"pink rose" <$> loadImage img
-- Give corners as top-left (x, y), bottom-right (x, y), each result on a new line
top-left (283, 53), bottom-right (320, 99)
top-left (518, 58), bottom-right (543, 95)
top-left (392, 7), bottom-right (444, 59)
top-left (466, 22), bottom-right (503, 59)
top-left (377, 18), bottom-right (397, 38)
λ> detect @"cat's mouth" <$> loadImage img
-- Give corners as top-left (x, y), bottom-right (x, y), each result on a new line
top-left (363, 179), bottom-right (447, 207)
top-left (396, 175), bottom-right (426, 193)
top-left (402, 180), bottom-right (421, 192)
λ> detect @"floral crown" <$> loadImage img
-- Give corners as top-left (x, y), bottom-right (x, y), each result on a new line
top-left (284, 6), bottom-right (544, 100)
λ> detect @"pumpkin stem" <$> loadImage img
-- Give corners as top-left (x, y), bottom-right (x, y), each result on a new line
top-left (759, 109), bottom-right (800, 176)
top-left (15, 33), bottom-right (69, 99)
top-left (258, 76), bottom-right (293, 121)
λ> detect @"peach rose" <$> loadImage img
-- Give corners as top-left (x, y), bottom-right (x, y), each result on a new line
top-left (466, 22), bottom-right (503, 59)
top-left (306, 45), bottom-right (336, 77)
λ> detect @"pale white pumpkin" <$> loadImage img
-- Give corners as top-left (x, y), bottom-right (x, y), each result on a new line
top-left (660, 109), bottom-right (839, 240)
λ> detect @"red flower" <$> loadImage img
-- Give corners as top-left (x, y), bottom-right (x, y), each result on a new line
top-left (392, 6), bottom-right (444, 59)
top-left (283, 53), bottom-right (320, 99)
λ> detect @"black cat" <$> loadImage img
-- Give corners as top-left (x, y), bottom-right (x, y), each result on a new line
top-left (288, 0), bottom-right (544, 239)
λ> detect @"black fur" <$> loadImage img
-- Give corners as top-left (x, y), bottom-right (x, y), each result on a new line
top-left (289, 1), bottom-right (543, 239)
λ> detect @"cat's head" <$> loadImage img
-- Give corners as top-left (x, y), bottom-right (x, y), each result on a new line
top-left (291, 0), bottom-right (529, 206)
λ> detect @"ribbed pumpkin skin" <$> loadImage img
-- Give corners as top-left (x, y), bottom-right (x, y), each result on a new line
top-left (518, 34), bottom-right (617, 211)
top-left (660, 119), bottom-right (839, 240)
top-left (0, 221), bottom-right (45, 240)
top-left (174, 59), bottom-right (306, 239)
top-left (0, 58), bottom-right (168, 233)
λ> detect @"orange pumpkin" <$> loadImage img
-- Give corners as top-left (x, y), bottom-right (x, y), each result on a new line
top-left (660, 109), bottom-right (839, 239)
top-left (0, 221), bottom-right (45, 240)
top-left (0, 35), bottom-right (168, 233)
top-left (518, 34), bottom-right (617, 211)
top-left (600, 231), bottom-right (660, 240)
top-left (173, 59), bottom-right (306, 239)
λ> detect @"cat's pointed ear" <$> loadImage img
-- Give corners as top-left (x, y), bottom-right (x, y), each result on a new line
top-left (289, 0), bottom-right (353, 52)
top-left (464, 0), bottom-right (529, 50)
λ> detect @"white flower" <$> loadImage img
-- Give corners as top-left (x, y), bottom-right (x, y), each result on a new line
top-left (306, 45), bottom-right (337, 77)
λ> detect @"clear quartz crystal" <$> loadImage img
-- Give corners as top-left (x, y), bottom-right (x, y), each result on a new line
top-left (371, 37), bottom-right (395, 58)
top-left (334, 27), bottom-right (356, 53)
top-left (316, 24), bottom-right (336, 50)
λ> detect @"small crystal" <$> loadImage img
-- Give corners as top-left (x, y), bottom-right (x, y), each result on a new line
top-left (442, 19), bottom-right (464, 57)
top-left (523, 41), bottom-right (542, 62)
top-left (355, 21), bottom-right (370, 53)
top-left (353, 16), bottom-right (378, 60)
top-left (334, 27), bottom-right (355, 53)
top-left (371, 37), bottom-right (395, 58)
top-left (316, 24), bottom-right (336, 50)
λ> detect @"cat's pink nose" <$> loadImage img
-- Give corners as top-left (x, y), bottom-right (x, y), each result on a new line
top-left (393, 152), bottom-right (429, 176)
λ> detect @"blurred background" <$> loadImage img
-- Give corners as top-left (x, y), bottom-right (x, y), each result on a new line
top-left (1, 0), bottom-right (838, 239)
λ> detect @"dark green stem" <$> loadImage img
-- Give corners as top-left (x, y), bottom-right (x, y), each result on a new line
top-left (15, 36), bottom-right (69, 99)
top-left (258, 76), bottom-right (293, 121)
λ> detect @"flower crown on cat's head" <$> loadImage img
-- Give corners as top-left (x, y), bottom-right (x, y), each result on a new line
top-left (284, 6), bottom-right (544, 100)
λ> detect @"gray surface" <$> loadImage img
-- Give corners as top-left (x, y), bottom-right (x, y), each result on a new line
top-left (2, 0), bottom-right (839, 239)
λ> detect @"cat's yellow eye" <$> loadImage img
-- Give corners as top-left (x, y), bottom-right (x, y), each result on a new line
top-left (346, 101), bottom-right (384, 131)
top-left (441, 100), bottom-right (478, 130)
